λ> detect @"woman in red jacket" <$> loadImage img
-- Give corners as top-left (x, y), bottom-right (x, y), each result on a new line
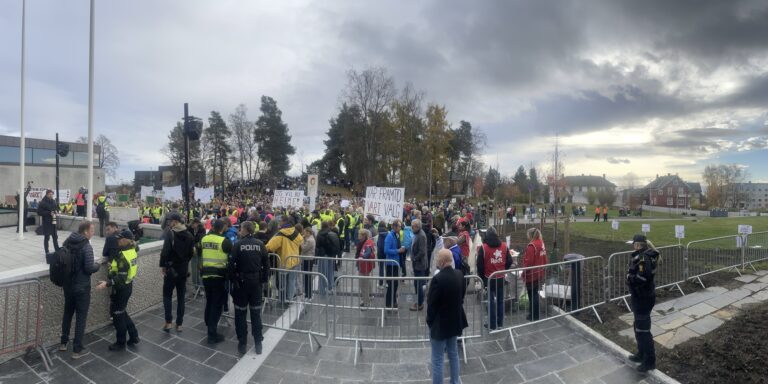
top-left (523, 228), bottom-right (548, 321)
top-left (355, 229), bottom-right (376, 308)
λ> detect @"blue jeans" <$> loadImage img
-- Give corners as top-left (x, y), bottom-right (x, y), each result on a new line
top-left (413, 269), bottom-right (428, 306)
top-left (278, 267), bottom-right (298, 303)
top-left (431, 336), bottom-right (460, 384)
top-left (488, 278), bottom-right (504, 329)
top-left (318, 259), bottom-right (335, 296)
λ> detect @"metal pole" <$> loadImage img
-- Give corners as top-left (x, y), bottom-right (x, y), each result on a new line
top-left (86, 0), bottom-right (95, 222)
top-left (56, 133), bottom-right (60, 208)
top-left (18, 0), bottom-right (27, 239)
top-left (183, 103), bottom-right (190, 222)
top-left (428, 160), bottom-right (433, 204)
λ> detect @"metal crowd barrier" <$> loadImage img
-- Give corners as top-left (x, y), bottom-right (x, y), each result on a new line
top-left (686, 235), bottom-right (745, 287)
top-left (333, 274), bottom-right (484, 365)
top-left (0, 279), bottom-right (52, 371)
top-left (744, 231), bottom-right (768, 270)
top-left (605, 245), bottom-right (686, 309)
top-left (486, 256), bottom-right (605, 351)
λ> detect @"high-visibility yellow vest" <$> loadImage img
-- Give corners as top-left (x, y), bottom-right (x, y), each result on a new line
top-left (337, 217), bottom-right (346, 239)
top-left (97, 196), bottom-right (110, 211)
top-left (311, 218), bottom-right (321, 231)
top-left (110, 248), bottom-right (138, 284)
top-left (201, 234), bottom-right (227, 278)
top-left (152, 207), bottom-right (163, 219)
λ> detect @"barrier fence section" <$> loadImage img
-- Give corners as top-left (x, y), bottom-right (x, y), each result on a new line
top-left (0, 279), bottom-right (52, 371)
top-left (486, 256), bottom-right (605, 352)
top-left (284, 255), bottom-right (400, 312)
top-left (333, 274), bottom-right (484, 365)
top-left (744, 231), bottom-right (768, 269)
top-left (686, 235), bottom-right (745, 287)
top-left (605, 245), bottom-right (686, 309)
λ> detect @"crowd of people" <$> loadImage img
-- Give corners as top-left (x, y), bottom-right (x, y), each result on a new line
top-left (45, 187), bottom-right (659, 381)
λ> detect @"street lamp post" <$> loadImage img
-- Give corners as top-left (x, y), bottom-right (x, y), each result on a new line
top-left (183, 103), bottom-right (202, 222)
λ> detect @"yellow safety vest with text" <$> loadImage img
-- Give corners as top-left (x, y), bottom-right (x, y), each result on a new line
top-left (110, 248), bottom-right (138, 284)
top-left (201, 234), bottom-right (227, 278)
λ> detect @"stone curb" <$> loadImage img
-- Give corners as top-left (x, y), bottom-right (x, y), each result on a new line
top-left (557, 308), bottom-right (681, 384)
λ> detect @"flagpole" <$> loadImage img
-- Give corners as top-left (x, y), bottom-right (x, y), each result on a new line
top-left (86, 0), bottom-right (95, 222)
top-left (18, 0), bottom-right (27, 239)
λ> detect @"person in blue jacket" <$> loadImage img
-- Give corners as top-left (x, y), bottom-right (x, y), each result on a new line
top-left (384, 219), bottom-right (406, 308)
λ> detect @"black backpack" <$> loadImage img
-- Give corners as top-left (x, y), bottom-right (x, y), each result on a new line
top-left (96, 199), bottom-right (107, 218)
top-left (46, 245), bottom-right (77, 287)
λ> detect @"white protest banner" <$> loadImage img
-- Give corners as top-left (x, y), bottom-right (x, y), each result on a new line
top-left (738, 225), bottom-right (753, 235)
top-left (162, 185), bottom-right (183, 201)
top-left (307, 174), bottom-right (319, 198)
top-left (56, 189), bottom-right (71, 204)
top-left (340, 199), bottom-right (350, 208)
top-left (641, 224), bottom-right (650, 233)
top-left (272, 190), bottom-right (305, 209)
top-left (364, 186), bottom-right (404, 223)
top-left (152, 190), bottom-right (165, 201)
top-left (194, 186), bottom-right (214, 203)
top-left (675, 225), bottom-right (685, 239)
top-left (27, 188), bottom-right (46, 203)
top-left (611, 220), bottom-right (619, 230)
top-left (140, 186), bottom-right (154, 200)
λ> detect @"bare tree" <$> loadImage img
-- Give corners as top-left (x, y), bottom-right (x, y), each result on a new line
top-left (78, 135), bottom-right (120, 180)
top-left (622, 172), bottom-right (639, 190)
top-left (229, 104), bottom-right (254, 180)
top-left (343, 67), bottom-right (396, 185)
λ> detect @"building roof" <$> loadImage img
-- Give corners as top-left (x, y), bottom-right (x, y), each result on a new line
top-left (687, 182), bottom-right (702, 194)
top-left (643, 174), bottom-right (701, 193)
top-left (563, 175), bottom-right (616, 188)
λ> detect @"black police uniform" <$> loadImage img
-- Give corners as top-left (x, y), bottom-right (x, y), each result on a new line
top-left (626, 242), bottom-right (659, 370)
top-left (229, 234), bottom-right (270, 354)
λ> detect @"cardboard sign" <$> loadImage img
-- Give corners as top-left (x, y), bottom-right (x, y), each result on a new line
top-left (364, 186), bottom-right (404, 223)
top-left (611, 220), bottom-right (619, 230)
top-left (641, 224), bottom-right (650, 233)
top-left (738, 225), bottom-right (753, 235)
top-left (194, 186), bottom-right (214, 203)
top-left (675, 225), bottom-right (685, 239)
top-left (340, 199), bottom-right (350, 208)
top-left (272, 190), bottom-right (305, 209)
top-left (307, 174), bottom-right (318, 198)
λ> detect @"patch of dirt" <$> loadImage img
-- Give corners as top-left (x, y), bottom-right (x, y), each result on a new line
top-left (659, 300), bottom-right (768, 384)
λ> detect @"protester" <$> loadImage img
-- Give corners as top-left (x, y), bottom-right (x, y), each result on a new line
top-left (160, 213), bottom-right (195, 333)
top-left (476, 227), bottom-right (512, 330)
top-left (401, 219), bottom-right (414, 277)
top-left (523, 227), bottom-right (548, 321)
top-left (627, 234), bottom-right (659, 373)
top-left (355, 229), bottom-right (376, 308)
top-left (300, 226), bottom-right (316, 299)
top-left (59, 222), bottom-right (100, 359)
top-left (384, 219), bottom-right (406, 308)
top-left (266, 215), bottom-right (303, 304)
top-left (376, 222), bottom-right (388, 288)
top-left (410, 219), bottom-right (428, 311)
top-left (188, 218), bottom-right (205, 288)
top-left (229, 221), bottom-right (270, 355)
top-left (315, 221), bottom-right (339, 296)
top-left (427, 249), bottom-right (467, 384)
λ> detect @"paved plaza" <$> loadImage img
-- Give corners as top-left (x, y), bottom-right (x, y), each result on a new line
top-left (0, 227), bottom-right (107, 276)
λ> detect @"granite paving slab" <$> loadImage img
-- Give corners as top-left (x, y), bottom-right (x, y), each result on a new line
top-left (684, 315), bottom-right (724, 335)
top-left (735, 274), bottom-right (758, 283)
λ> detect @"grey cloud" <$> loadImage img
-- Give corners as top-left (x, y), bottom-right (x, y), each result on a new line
top-left (607, 157), bottom-right (630, 164)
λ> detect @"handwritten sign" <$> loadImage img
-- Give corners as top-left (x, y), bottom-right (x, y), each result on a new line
top-left (307, 174), bottom-right (318, 198)
top-left (641, 224), bottom-right (650, 233)
top-left (340, 199), bottom-right (350, 208)
top-left (738, 225), bottom-right (753, 235)
top-left (675, 225), bottom-right (685, 239)
top-left (611, 220), bottom-right (619, 230)
top-left (364, 186), bottom-right (404, 223)
top-left (272, 190), bottom-right (305, 209)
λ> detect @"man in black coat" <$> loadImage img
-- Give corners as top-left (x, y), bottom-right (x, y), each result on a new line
top-left (427, 249), bottom-right (468, 384)
top-left (38, 190), bottom-right (59, 254)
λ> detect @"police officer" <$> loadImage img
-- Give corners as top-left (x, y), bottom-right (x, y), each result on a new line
top-left (96, 232), bottom-right (140, 351)
top-left (626, 234), bottom-right (659, 373)
top-left (228, 221), bottom-right (269, 355)
top-left (96, 193), bottom-right (110, 237)
top-left (201, 219), bottom-right (232, 344)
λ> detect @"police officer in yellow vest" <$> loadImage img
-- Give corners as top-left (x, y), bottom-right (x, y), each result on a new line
top-left (201, 219), bottom-right (233, 344)
top-left (345, 209), bottom-right (356, 252)
top-left (96, 228), bottom-right (139, 351)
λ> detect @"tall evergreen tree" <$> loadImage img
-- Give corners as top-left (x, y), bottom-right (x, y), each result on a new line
top-left (204, 111), bottom-right (232, 187)
top-left (513, 165), bottom-right (528, 202)
top-left (529, 166), bottom-right (541, 203)
top-left (254, 96), bottom-right (295, 179)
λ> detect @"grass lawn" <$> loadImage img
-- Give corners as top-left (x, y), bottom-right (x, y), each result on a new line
top-left (571, 216), bottom-right (768, 246)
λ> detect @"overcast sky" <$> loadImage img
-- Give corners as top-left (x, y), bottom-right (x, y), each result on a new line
top-left (1, 0), bottom-right (767, 187)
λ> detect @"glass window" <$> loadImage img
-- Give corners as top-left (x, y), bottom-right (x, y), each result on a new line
top-left (58, 149), bottom-right (74, 166)
top-left (74, 151), bottom-right (89, 166)
top-left (0, 146), bottom-right (33, 163)
top-left (667, 197), bottom-right (673, 206)
top-left (32, 148), bottom-right (56, 165)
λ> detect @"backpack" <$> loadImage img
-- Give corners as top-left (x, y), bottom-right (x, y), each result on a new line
top-left (47, 245), bottom-right (77, 287)
top-left (96, 199), bottom-right (107, 217)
